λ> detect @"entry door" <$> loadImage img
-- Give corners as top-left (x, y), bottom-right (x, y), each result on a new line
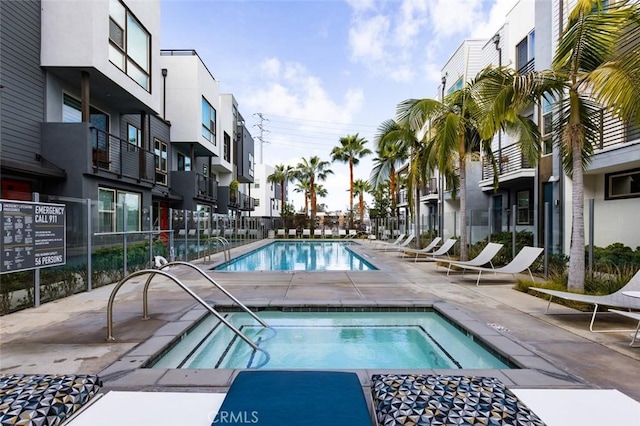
top-left (492, 195), bottom-right (502, 234)
top-left (542, 183), bottom-right (554, 251)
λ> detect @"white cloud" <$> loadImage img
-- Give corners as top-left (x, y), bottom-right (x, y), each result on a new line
top-left (471, 0), bottom-right (521, 38)
top-left (348, 14), bottom-right (390, 62)
top-left (260, 57), bottom-right (281, 79)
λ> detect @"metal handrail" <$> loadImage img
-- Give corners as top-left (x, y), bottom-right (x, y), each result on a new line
top-left (205, 236), bottom-right (231, 262)
top-left (106, 268), bottom-right (260, 351)
top-left (149, 261), bottom-right (268, 328)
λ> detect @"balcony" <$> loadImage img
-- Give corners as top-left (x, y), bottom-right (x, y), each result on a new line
top-left (587, 110), bottom-right (640, 174)
top-left (419, 178), bottom-right (439, 202)
top-left (517, 58), bottom-right (535, 74)
top-left (480, 143), bottom-right (534, 189)
top-left (41, 123), bottom-right (154, 186)
top-left (171, 171), bottom-right (218, 206)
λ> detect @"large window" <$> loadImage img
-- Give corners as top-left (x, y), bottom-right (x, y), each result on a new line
top-left (541, 98), bottom-right (553, 155)
top-left (154, 139), bottom-right (167, 185)
top-left (223, 132), bottom-right (231, 162)
top-left (605, 169), bottom-right (640, 200)
top-left (98, 188), bottom-right (141, 232)
top-left (249, 152), bottom-right (254, 177)
top-left (516, 30), bottom-right (535, 72)
top-left (202, 97), bottom-right (216, 143)
top-left (177, 153), bottom-right (191, 171)
top-left (516, 190), bottom-right (532, 225)
top-left (127, 124), bottom-right (142, 147)
top-left (63, 93), bottom-right (109, 131)
top-left (109, 0), bottom-right (150, 91)
top-left (447, 77), bottom-right (463, 95)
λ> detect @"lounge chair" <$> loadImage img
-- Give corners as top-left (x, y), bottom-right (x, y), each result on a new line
top-left (302, 228), bottom-right (311, 238)
top-left (400, 237), bottom-right (442, 261)
top-left (531, 269), bottom-right (640, 333)
top-left (313, 229), bottom-right (322, 238)
top-left (371, 233), bottom-right (405, 249)
top-left (276, 228), bottom-right (285, 238)
top-left (348, 229), bottom-right (358, 238)
top-left (403, 237), bottom-right (457, 262)
top-left (213, 371), bottom-right (372, 426)
top-left (338, 229), bottom-right (347, 238)
top-left (288, 228), bottom-right (297, 238)
top-left (323, 228), bottom-right (333, 238)
top-left (456, 246), bottom-right (543, 286)
top-left (445, 242), bottom-right (504, 275)
top-left (383, 233), bottom-right (415, 251)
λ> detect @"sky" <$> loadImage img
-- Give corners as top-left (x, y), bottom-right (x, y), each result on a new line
top-left (161, 0), bottom-right (521, 213)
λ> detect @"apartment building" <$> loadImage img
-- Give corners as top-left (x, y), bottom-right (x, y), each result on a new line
top-left (1, 0), bottom-right (256, 237)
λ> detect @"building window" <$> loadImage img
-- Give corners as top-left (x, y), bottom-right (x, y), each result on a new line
top-left (248, 152), bottom-right (254, 177)
top-left (223, 132), bottom-right (231, 162)
top-left (447, 77), bottom-right (463, 95)
top-left (154, 139), bottom-right (167, 185)
top-left (127, 124), bottom-right (142, 152)
top-left (542, 98), bottom-right (553, 155)
top-left (177, 153), bottom-right (191, 171)
top-left (516, 30), bottom-right (535, 73)
top-left (63, 93), bottom-right (110, 131)
top-left (252, 179), bottom-right (260, 189)
top-left (98, 188), bottom-right (141, 232)
top-left (202, 97), bottom-right (216, 143)
top-left (605, 169), bottom-right (640, 200)
top-left (109, 0), bottom-right (150, 91)
top-left (516, 190), bottom-right (531, 225)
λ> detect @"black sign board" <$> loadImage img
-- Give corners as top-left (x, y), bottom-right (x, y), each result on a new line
top-left (1, 200), bottom-right (66, 274)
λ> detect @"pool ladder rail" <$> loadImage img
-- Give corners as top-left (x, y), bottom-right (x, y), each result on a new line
top-left (106, 258), bottom-right (270, 357)
top-left (204, 236), bottom-right (231, 263)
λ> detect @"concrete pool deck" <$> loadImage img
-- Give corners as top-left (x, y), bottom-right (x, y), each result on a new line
top-left (1, 238), bottom-right (639, 405)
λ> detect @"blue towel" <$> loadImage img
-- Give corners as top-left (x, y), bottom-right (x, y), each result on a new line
top-left (212, 370), bottom-right (372, 425)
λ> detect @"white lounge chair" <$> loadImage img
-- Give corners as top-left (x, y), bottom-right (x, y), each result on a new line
top-left (276, 229), bottom-right (286, 238)
top-left (383, 234), bottom-right (416, 252)
top-left (338, 229), bottom-right (347, 238)
top-left (323, 228), bottom-right (333, 238)
top-left (457, 246), bottom-right (543, 286)
top-left (288, 229), bottom-right (297, 238)
top-left (371, 233), bottom-right (406, 249)
top-left (302, 229), bottom-right (311, 238)
top-left (400, 237), bottom-right (442, 261)
top-left (403, 238), bottom-right (457, 262)
top-left (445, 242), bottom-right (504, 275)
top-left (313, 229), bottom-right (322, 238)
top-left (531, 269), bottom-right (640, 333)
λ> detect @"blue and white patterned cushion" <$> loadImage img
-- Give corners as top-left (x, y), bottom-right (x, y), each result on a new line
top-left (371, 374), bottom-right (545, 426)
top-left (0, 374), bottom-right (102, 426)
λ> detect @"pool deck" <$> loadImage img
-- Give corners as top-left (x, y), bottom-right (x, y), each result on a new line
top-left (1, 238), bottom-right (639, 404)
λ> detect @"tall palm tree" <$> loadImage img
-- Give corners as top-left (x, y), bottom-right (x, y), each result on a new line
top-left (330, 133), bottom-right (372, 228)
top-left (297, 156), bottom-right (334, 226)
top-left (548, 0), bottom-right (640, 291)
top-left (293, 177), bottom-right (311, 217)
top-left (369, 120), bottom-right (410, 216)
top-left (477, 0), bottom-right (640, 290)
top-left (353, 179), bottom-right (371, 225)
top-left (267, 164), bottom-right (295, 217)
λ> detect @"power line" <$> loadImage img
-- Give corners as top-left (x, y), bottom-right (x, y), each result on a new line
top-left (252, 112), bottom-right (270, 164)
top-left (264, 113), bottom-right (379, 129)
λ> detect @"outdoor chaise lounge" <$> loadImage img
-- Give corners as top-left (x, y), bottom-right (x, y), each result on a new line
top-left (288, 229), bottom-right (297, 238)
top-left (454, 246), bottom-right (543, 286)
top-left (371, 374), bottom-right (545, 426)
top-left (531, 269), bottom-right (640, 333)
top-left (403, 237), bottom-right (457, 262)
top-left (212, 371), bottom-right (372, 426)
top-left (381, 233), bottom-right (415, 252)
top-left (302, 228), bottom-right (311, 238)
top-left (445, 242), bottom-right (504, 275)
top-left (399, 237), bottom-right (442, 260)
top-left (276, 228), bottom-right (285, 238)
top-left (371, 233), bottom-right (405, 248)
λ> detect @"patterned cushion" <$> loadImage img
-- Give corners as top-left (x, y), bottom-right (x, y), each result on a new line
top-left (0, 374), bottom-right (102, 426)
top-left (371, 374), bottom-right (545, 426)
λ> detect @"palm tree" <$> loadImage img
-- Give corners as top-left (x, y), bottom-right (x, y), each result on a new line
top-left (547, 0), bottom-right (640, 291)
top-left (476, 0), bottom-right (640, 290)
top-left (267, 164), bottom-right (295, 217)
top-left (293, 178), bottom-right (311, 217)
top-left (369, 120), bottom-right (410, 216)
top-left (330, 134), bottom-right (372, 228)
top-left (353, 179), bottom-right (371, 225)
top-left (296, 156), bottom-right (334, 226)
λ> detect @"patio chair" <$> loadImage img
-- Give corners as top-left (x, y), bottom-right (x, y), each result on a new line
top-left (213, 371), bottom-right (372, 426)
top-left (445, 242), bottom-right (504, 275)
top-left (288, 228), bottom-right (297, 238)
top-left (338, 229), bottom-right (347, 238)
top-left (348, 229), bottom-right (358, 238)
top-left (371, 233), bottom-right (406, 249)
top-left (403, 237), bottom-right (457, 262)
top-left (302, 228), bottom-right (311, 238)
top-left (323, 228), bottom-right (333, 238)
top-left (202, 228), bottom-right (211, 238)
top-left (187, 229), bottom-right (197, 238)
top-left (382, 233), bottom-right (415, 252)
top-left (400, 237), bottom-right (442, 261)
top-left (531, 269), bottom-right (640, 333)
top-left (456, 246), bottom-right (543, 286)
top-left (313, 229), bottom-right (322, 238)
top-left (276, 228), bottom-right (286, 238)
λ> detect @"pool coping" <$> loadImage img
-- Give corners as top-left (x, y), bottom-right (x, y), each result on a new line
top-left (98, 300), bottom-right (586, 392)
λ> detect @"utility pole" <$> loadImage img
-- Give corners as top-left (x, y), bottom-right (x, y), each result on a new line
top-left (253, 113), bottom-right (270, 164)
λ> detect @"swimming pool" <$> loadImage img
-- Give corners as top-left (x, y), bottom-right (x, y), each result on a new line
top-left (150, 311), bottom-right (511, 369)
top-left (213, 241), bottom-right (376, 271)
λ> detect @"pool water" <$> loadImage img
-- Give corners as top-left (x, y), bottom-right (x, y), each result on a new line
top-left (213, 241), bottom-right (376, 271)
top-left (151, 311), bottom-right (510, 370)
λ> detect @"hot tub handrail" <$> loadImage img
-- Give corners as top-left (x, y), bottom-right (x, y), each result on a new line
top-left (106, 268), bottom-right (260, 351)
top-left (153, 260), bottom-right (269, 328)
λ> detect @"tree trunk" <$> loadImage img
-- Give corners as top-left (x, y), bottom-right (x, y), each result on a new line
top-left (310, 178), bottom-right (316, 227)
top-left (568, 135), bottom-right (586, 291)
top-left (390, 168), bottom-right (397, 215)
top-left (459, 157), bottom-right (468, 261)
top-left (349, 161), bottom-right (354, 228)
top-left (414, 186), bottom-right (421, 249)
